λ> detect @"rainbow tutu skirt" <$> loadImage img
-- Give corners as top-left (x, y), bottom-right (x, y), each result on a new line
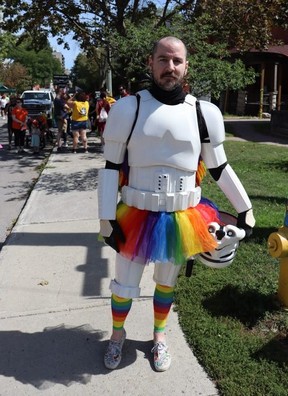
top-left (115, 198), bottom-right (220, 265)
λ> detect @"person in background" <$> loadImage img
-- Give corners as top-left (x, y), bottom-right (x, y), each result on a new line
top-left (54, 89), bottom-right (68, 152)
top-left (118, 85), bottom-right (129, 98)
top-left (11, 98), bottom-right (28, 154)
top-left (105, 90), bottom-right (116, 106)
top-left (68, 91), bottom-right (89, 153)
top-left (6, 95), bottom-right (17, 149)
top-left (30, 119), bottom-right (41, 154)
top-left (1, 94), bottom-right (9, 118)
top-left (98, 36), bottom-right (255, 372)
top-left (88, 94), bottom-right (97, 134)
top-left (96, 92), bottom-right (111, 151)
top-left (63, 93), bottom-right (72, 138)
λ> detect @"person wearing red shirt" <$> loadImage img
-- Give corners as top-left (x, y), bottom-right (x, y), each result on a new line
top-left (118, 86), bottom-right (129, 98)
top-left (11, 98), bottom-right (28, 154)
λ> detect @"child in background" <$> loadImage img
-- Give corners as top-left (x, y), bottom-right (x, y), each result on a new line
top-left (30, 119), bottom-right (41, 154)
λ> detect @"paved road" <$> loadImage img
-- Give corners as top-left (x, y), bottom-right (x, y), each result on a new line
top-left (0, 118), bottom-right (55, 249)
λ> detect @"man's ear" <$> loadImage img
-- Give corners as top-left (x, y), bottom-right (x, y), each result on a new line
top-left (184, 61), bottom-right (188, 76)
top-left (148, 55), bottom-right (153, 70)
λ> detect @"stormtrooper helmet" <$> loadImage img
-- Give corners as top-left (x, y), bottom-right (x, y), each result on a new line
top-left (197, 211), bottom-right (246, 268)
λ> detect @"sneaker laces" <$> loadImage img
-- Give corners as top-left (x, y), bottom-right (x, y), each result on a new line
top-left (151, 341), bottom-right (170, 365)
top-left (105, 339), bottom-right (122, 361)
top-left (104, 329), bottom-right (126, 369)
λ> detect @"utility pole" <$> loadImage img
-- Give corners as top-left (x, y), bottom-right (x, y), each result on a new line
top-left (106, 48), bottom-right (112, 94)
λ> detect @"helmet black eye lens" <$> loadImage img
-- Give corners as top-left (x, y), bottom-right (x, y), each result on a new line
top-left (208, 225), bottom-right (216, 233)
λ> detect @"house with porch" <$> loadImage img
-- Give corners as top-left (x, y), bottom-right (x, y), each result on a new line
top-left (220, 28), bottom-right (288, 121)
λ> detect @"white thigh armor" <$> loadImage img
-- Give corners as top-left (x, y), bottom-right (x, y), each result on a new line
top-left (110, 254), bottom-right (182, 298)
top-left (110, 254), bottom-right (144, 298)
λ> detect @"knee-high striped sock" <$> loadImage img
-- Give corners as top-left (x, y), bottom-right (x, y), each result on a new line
top-left (153, 284), bottom-right (174, 333)
top-left (111, 294), bottom-right (132, 331)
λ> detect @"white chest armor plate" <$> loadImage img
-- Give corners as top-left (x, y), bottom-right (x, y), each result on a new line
top-left (121, 92), bottom-right (202, 211)
top-left (128, 91), bottom-right (201, 171)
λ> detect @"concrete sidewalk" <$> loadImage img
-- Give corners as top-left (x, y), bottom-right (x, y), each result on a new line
top-left (0, 138), bottom-right (218, 395)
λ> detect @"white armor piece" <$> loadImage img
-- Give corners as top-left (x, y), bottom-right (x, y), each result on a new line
top-left (98, 168), bottom-right (119, 220)
top-left (104, 90), bottom-right (201, 171)
top-left (110, 254), bottom-right (183, 298)
top-left (200, 100), bottom-right (254, 219)
top-left (215, 164), bottom-right (255, 216)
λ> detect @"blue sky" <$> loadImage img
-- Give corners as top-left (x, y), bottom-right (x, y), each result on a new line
top-left (49, 34), bottom-right (80, 70)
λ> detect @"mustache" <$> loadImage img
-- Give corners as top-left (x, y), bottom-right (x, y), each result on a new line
top-left (160, 72), bottom-right (176, 78)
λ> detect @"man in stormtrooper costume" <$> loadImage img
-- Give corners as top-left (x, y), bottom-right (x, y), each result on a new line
top-left (98, 36), bottom-right (255, 371)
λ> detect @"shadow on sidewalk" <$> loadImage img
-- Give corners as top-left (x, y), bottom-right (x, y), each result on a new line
top-left (0, 324), bottom-right (152, 388)
top-left (7, 231), bottom-right (107, 297)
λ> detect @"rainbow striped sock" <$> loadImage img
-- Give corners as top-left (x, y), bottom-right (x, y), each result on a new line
top-left (153, 284), bottom-right (174, 333)
top-left (111, 294), bottom-right (132, 331)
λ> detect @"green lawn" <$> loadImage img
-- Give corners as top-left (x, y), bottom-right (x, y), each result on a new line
top-left (174, 140), bottom-right (288, 395)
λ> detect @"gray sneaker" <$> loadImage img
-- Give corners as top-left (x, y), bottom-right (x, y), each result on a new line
top-left (104, 329), bottom-right (126, 370)
top-left (151, 341), bottom-right (171, 372)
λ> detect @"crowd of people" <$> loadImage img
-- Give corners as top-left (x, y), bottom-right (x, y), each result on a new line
top-left (0, 85), bottom-right (129, 154)
top-left (53, 85), bottom-right (130, 153)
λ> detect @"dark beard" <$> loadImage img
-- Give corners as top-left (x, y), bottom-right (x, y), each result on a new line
top-left (149, 80), bottom-right (186, 105)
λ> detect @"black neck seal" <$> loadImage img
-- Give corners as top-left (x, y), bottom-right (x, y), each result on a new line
top-left (149, 81), bottom-right (186, 105)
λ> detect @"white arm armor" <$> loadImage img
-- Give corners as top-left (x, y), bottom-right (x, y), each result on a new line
top-left (98, 96), bottom-right (139, 236)
top-left (216, 164), bottom-right (254, 216)
top-left (200, 101), bottom-right (255, 226)
top-left (199, 100), bottom-right (227, 168)
top-left (97, 168), bottom-right (119, 220)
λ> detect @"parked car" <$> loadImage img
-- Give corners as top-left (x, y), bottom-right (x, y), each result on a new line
top-left (21, 90), bottom-right (55, 120)
top-left (21, 90), bottom-right (56, 148)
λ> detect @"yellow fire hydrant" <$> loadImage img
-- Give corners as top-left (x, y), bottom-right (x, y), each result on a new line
top-left (268, 204), bottom-right (288, 307)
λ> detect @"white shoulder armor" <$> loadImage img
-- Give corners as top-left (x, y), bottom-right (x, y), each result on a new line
top-left (199, 100), bottom-right (225, 145)
top-left (104, 95), bottom-right (139, 143)
top-left (103, 95), bottom-right (139, 164)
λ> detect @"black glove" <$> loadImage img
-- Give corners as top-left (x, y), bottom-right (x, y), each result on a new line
top-left (102, 220), bottom-right (126, 253)
top-left (237, 209), bottom-right (255, 238)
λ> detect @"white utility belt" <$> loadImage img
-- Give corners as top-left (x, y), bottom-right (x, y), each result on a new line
top-left (121, 185), bottom-right (201, 212)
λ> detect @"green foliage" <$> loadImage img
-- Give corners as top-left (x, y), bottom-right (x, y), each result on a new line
top-left (70, 52), bottom-right (105, 93)
top-left (175, 139), bottom-right (288, 395)
top-left (7, 39), bottom-right (62, 88)
top-left (198, 0), bottom-right (288, 51)
top-left (0, 62), bottom-right (32, 93)
top-left (0, 32), bottom-right (16, 60)
top-left (1, 1), bottom-right (287, 95)
top-left (179, 18), bottom-right (257, 97)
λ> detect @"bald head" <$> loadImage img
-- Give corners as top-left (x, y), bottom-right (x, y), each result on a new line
top-left (152, 37), bottom-right (187, 59)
